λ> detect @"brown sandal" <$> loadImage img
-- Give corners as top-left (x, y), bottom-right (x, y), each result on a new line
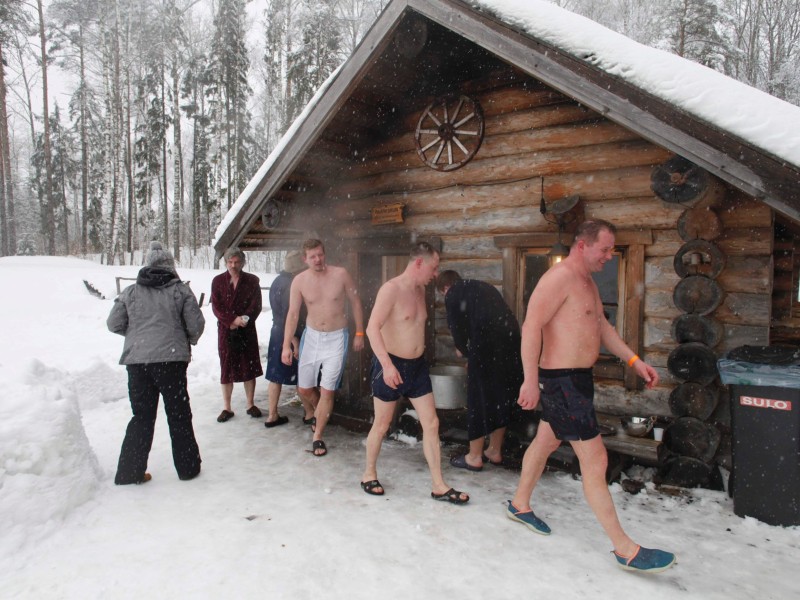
top-left (217, 410), bottom-right (234, 423)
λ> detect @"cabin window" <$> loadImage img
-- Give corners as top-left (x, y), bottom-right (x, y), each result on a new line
top-left (497, 231), bottom-right (648, 391)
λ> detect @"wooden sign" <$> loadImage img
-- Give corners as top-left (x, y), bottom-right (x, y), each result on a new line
top-left (371, 203), bottom-right (405, 225)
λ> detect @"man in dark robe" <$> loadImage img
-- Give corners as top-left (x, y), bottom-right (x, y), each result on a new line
top-left (212, 247), bottom-right (264, 422)
top-left (436, 270), bottom-right (523, 470)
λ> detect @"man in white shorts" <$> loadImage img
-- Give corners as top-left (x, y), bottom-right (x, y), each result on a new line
top-left (282, 239), bottom-right (364, 456)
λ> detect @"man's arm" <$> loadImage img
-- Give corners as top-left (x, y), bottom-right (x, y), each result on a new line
top-left (282, 277), bottom-right (304, 365)
top-left (599, 318), bottom-right (658, 388)
top-left (343, 269), bottom-right (365, 352)
top-left (365, 281), bottom-right (402, 388)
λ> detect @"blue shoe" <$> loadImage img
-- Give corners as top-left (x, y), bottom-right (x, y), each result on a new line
top-left (506, 501), bottom-right (551, 535)
top-left (613, 546), bottom-right (676, 573)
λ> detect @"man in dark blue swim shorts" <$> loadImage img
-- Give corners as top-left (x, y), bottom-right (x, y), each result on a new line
top-left (537, 367), bottom-right (599, 441)
top-left (370, 354), bottom-right (432, 402)
top-left (508, 220), bottom-right (675, 574)
top-left (359, 242), bottom-right (469, 505)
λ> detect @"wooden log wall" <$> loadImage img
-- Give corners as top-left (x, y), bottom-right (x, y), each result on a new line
top-left (296, 75), bottom-right (775, 421)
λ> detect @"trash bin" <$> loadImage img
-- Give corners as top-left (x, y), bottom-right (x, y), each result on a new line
top-left (718, 345), bottom-right (800, 526)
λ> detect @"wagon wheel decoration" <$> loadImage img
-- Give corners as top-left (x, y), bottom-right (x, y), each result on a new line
top-left (415, 95), bottom-right (484, 171)
top-left (261, 199), bottom-right (283, 230)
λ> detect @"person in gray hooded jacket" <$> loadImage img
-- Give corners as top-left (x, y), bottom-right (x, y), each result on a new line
top-left (107, 241), bottom-right (205, 484)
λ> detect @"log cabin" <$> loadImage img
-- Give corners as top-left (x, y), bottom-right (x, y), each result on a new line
top-left (212, 0), bottom-right (800, 485)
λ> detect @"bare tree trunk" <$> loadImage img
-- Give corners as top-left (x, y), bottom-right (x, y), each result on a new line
top-left (0, 41), bottom-right (16, 256)
top-left (172, 61), bottom-right (183, 261)
top-left (37, 0), bottom-right (57, 254)
top-left (78, 26), bottom-right (89, 256)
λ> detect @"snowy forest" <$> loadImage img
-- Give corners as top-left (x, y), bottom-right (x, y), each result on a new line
top-left (0, 0), bottom-right (798, 264)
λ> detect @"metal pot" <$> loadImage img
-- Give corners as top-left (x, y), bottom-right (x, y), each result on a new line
top-left (429, 365), bottom-right (467, 410)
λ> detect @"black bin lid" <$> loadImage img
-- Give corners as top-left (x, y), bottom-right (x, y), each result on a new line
top-left (727, 345), bottom-right (800, 365)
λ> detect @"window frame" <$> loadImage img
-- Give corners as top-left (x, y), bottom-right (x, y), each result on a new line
top-left (495, 230), bottom-right (650, 390)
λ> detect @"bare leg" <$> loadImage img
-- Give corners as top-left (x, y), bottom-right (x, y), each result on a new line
top-left (361, 398), bottom-right (396, 492)
top-left (466, 438), bottom-right (485, 468)
top-left (221, 383), bottom-right (234, 412)
top-left (243, 379), bottom-right (256, 409)
top-left (298, 386), bottom-right (320, 421)
top-left (313, 387), bottom-right (335, 442)
top-left (571, 436), bottom-right (638, 556)
top-left (267, 381), bottom-right (281, 422)
top-left (410, 394), bottom-right (467, 499)
top-left (511, 420), bottom-right (561, 511)
top-left (484, 427), bottom-right (506, 463)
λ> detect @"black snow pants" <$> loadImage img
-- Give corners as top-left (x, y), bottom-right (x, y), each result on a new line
top-left (115, 361), bottom-right (201, 484)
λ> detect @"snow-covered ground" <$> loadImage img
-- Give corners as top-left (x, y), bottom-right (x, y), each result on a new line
top-left (0, 256), bottom-right (797, 599)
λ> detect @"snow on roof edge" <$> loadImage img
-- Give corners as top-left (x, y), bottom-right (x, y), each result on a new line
top-left (470, 0), bottom-right (800, 169)
top-left (212, 63), bottom-right (344, 250)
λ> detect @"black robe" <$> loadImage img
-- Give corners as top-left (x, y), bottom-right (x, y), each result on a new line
top-left (444, 279), bottom-right (523, 440)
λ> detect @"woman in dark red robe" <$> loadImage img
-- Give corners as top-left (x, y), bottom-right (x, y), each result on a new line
top-left (212, 248), bottom-right (264, 422)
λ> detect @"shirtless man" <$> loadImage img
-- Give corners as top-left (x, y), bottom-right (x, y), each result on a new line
top-left (282, 239), bottom-right (364, 456)
top-left (360, 242), bottom-right (469, 504)
top-left (507, 220), bottom-right (675, 572)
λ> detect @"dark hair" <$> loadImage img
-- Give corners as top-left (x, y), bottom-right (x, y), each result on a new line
top-left (574, 219), bottom-right (616, 244)
top-left (409, 241), bottom-right (437, 260)
top-left (436, 270), bottom-right (461, 293)
top-left (302, 238), bottom-right (324, 255)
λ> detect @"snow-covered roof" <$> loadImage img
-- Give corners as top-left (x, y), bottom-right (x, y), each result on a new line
top-left (471, 0), bottom-right (800, 168)
top-left (214, 0), bottom-right (800, 254)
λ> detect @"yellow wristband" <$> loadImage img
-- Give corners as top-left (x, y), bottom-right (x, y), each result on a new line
top-left (627, 355), bottom-right (640, 367)
top-left (355, 332), bottom-right (365, 337)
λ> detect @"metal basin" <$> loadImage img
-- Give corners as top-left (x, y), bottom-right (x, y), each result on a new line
top-left (429, 365), bottom-right (467, 410)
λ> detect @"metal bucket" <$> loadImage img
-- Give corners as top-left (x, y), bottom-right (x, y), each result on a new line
top-left (429, 365), bottom-right (467, 410)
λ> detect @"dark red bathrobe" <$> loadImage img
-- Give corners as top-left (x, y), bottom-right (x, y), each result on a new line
top-left (211, 270), bottom-right (263, 383)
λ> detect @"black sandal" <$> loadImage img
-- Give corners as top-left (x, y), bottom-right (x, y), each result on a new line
top-left (360, 480), bottom-right (385, 496)
top-left (303, 416), bottom-right (317, 432)
top-left (312, 440), bottom-right (327, 457)
top-left (431, 488), bottom-right (469, 505)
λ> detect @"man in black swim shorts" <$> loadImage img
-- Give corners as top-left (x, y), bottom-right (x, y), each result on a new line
top-left (537, 367), bottom-right (599, 441)
top-left (370, 354), bottom-right (432, 402)
top-left (507, 220), bottom-right (675, 574)
top-left (359, 242), bottom-right (469, 505)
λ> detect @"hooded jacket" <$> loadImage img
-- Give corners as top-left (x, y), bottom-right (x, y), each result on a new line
top-left (107, 266), bottom-right (205, 365)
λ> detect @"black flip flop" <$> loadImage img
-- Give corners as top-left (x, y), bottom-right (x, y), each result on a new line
top-left (360, 479), bottom-right (385, 496)
top-left (312, 440), bottom-right (327, 457)
top-left (431, 488), bottom-right (469, 505)
top-left (303, 416), bottom-right (317, 432)
top-left (264, 415), bottom-right (289, 428)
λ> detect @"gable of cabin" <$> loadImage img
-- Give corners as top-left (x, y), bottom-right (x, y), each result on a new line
top-left (217, 2), bottom-right (800, 476)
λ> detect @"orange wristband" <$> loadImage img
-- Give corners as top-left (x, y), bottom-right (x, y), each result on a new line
top-left (355, 332), bottom-right (365, 337)
top-left (627, 355), bottom-right (640, 367)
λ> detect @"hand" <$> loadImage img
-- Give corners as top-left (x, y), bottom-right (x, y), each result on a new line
top-left (281, 347), bottom-right (293, 366)
top-left (517, 379), bottom-right (540, 410)
top-left (455, 349), bottom-right (463, 358)
top-left (382, 364), bottom-right (403, 389)
top-left (635, 359), bottom-right (659, 389)
top-left (352, 335), bottom-right (365, 352)
top-left (232, 316), bottom-right (246, 328)
top-left (290, 337), bottom-right (300, 359)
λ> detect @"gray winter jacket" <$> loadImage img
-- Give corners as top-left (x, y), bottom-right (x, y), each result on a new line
top-left (107, 267), bottom-right (205, 365)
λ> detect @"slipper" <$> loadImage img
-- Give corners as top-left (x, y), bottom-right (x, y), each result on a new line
top-left (217, 410), bottom-right (234, 423)
top-left (482, 453), bottom-right (504, 467)
top-left (264, 415), bottom-right (289, 428)
top-left (303, 416), bottom-right (317, 432)
top-left (246, 406), bottom-right (263, 418)
top-left (360, 479), bottom-right (385, 496)
top-left (450, 454), bottom-right (483, 472)
top-left (312, 440), bottom-right (327, 457)
top-left (431, 488), bottom-right (469, 505)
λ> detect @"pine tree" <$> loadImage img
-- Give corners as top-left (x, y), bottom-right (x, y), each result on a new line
top-left (207, 0), bottom-right (253, 210)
